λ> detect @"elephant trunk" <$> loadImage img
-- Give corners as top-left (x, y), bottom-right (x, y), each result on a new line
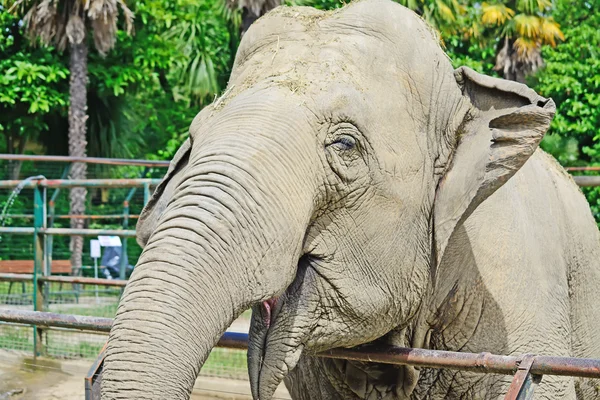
top-left (101, 92), bottom-right (319, 399)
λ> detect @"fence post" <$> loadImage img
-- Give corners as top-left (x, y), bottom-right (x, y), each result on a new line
top-left (120, 201), bottom-right (129, 281)
top-left (32, 184), bottom-right (47, 357)
top-left (143, 182), bottom-right (151, 206)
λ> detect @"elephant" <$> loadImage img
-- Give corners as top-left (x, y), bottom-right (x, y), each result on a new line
top-left (101, 0), bottom-right (600, 399)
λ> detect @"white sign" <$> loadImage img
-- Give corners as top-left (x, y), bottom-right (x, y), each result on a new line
top-left (98, 236), bottom-right (122, 247)
top-left (90, 240), bottom-right (101, 259)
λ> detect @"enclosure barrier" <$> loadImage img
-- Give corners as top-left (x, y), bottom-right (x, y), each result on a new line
top-left (0, 154), bottom-right (170, 167)
top-left (0, 177), bottom-right (160, 358)
top-left (0, 309), bottom-right (599, 400)
top-left (1, 158), bottom-right (599, 399)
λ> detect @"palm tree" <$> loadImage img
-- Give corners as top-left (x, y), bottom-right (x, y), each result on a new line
top-left (473, 1), bottom-right (564, 82)
top-left (396, 0), bottom-right (468, 36)
top-left (226, 0), bottom-right (281, 35)
top-left (6, 0), bottom-right (133, 272)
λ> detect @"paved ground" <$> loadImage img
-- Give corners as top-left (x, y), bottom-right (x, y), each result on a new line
top-left (0, 350), bottom-right (291, 400)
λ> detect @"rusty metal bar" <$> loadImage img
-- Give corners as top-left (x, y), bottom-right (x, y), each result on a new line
top-left (572, 176), bottom-right (600, 187)
top-left (41, 228), bottom-right (137, 237)
top-left (0, 227), bottom-right (136, 236)
top-left (321, 345), bottom-right (600, 378)
top-left (504, 354), bottom-right (539, 400)
top-left (0, 154), bottom-right (170, 167)
top-left (0, 273), bottom-right (127, 286)
top-left (1, 310), bottom-right (599, 379)
top-left (0, 309), bottom-right (112, 332)
top-left (0, 310), bottom-right (246, 350)
top-left (0, 178), bottom-right (161, 189)
top-left (0, 273), bottom-right (34, 282)
top-left (0, 227), bottom-right (35, 234)
top-left (566, 166), bottom-right (600, 171)
top-left (40, 275), bottom-right (128, 287)
top-left (321, 346), bottom-right (518, 374)
top-left (85, 343), bottom-right (107, 400)
top-left (4, 214), bottom-right (141, 220)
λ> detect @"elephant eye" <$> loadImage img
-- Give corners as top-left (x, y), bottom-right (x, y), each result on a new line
top-left (329, 135), bottom-right (357, 151)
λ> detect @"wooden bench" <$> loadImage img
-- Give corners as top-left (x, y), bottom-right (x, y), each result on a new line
top-left (0, 260), bottom-right (76, 302)
top-left (0, 259), bottom-right (72, 274)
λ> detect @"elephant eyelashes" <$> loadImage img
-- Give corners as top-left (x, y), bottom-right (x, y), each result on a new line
top-left (330, 135), bottom-right (357, 151)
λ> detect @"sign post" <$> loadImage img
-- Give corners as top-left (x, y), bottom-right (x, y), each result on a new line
top-left (90, 239), bottom-right (101, 303)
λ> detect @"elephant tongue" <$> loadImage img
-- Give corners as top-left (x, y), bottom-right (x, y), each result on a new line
top-left (261, 297), bottom-right (279, 328)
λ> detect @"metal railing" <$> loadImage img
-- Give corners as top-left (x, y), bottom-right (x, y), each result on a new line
top-left (0, 154), bottom-right (170, 167)
top-left (0, 308), bottom-right (599, 400)
top-left (0, 156), bottom-right (599, 399)
top-left (0, 177), bottom-right (159, 357)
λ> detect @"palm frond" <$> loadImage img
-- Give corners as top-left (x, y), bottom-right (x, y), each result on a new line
top-left (435, 0), bottom-right (456, 22)
top-left (513, 36), bottom-right (539, 58)
top-left (514, 13), bottom-right (540, 39)
top-left (87, 0), bottom-right (133, 55)
top-left (536, 0), bottom-right (552, 11)
top-left (465, 21), bottom-right (482, 39)
top-left (517, 0), bottom-right (552, 13)
top-left (481, 3), bottom-right (514, 26)
top-left (6, 0), bottom-right (133, 53)
top-left (226, 0), bottom-right (281, 15)
top-left (539, 17), bottom-right (564, 46)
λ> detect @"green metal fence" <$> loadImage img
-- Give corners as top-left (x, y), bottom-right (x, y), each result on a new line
top-left (2, 155), bottom-right (595, 385)
top-left (0, 156), bottom-right (250, 381)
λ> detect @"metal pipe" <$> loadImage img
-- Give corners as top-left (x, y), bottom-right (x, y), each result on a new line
top-left (3, 214), bottom-right (141, 220)
top-left (0, 154), bottom-right (170, 167)
top-left (39, 275), bottom-right (127, 287)
top-left (566, 166), bottom-right (600, 171)
top-left (42, 228), bottom-right (137, 237)
top-left (0, 273), bottom-right (34, 282)
top-left (0, 227), bottom-right (136, 236)
top-left (0, 178), bottom-right (161, 189)
top-left (0, 310), bottom-right (246, 350)
top-left (0, 274), bottom-right (127, 286)
top-left (1, 310), bottom-right (599, 379)
top-left (572, 176), bottom-right (600, 187)
top-left (0, 227), bottom-right (35, 234)
top-left (0, 309), bottom-right (112, 332)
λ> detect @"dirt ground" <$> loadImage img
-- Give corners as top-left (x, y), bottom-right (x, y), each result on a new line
top-left (0, 350), bottom-right (290, 400)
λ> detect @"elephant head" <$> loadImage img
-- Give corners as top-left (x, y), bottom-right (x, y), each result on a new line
top-left (102, 1), bottom-right (555, 399)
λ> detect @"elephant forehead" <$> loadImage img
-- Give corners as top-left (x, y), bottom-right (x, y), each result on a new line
top-left (232, 33), bottom-right (432, 107)
top-left (230, 5), bottom-right (449, 112)
top-left (236, 0), bottom-right (446, 70)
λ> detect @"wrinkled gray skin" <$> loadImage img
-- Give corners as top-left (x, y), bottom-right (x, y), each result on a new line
top-left (101, 1), bottom-right (600, 399)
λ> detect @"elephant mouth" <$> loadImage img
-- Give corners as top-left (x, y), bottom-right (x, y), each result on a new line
top-left (249, 254), bottom-right (317, 399)
top-left (260, 297), bottom-right (280, 329)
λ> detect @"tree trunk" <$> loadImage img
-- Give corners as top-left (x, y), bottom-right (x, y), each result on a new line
top-left (6, 132), bottom-right (25, 179)
top-left (239, 0), bottom-right (282, 37)
top-left (241, 7), bottom-right (261, 36)
top-left (68, 41), bottom-right (88, 275)
top-left (494, 37), bottom-right (543, 83)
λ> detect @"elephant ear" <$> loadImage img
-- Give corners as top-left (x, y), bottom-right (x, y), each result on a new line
top-left (434, 67), bottom-right (556, 265)
top-left (136, 138), bottom-right (191, 247)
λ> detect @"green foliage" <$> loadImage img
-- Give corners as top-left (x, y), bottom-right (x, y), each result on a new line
top-left (0, 10), bottom-right (68, 153)
top-left (1, 0), bottom-right (598, 225)
top-left (286, 0), bottom-right (346, 9)
top-left (531, 0), bottom-right (600, 224)
top-left (165, 0), bottom-right (234, 106)
top-left (443, 35), bottom-right (498, 74)
top-left (1, 0), bottom-right (237, 161)
top-left (82, 0), bottom-right (238, 160)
